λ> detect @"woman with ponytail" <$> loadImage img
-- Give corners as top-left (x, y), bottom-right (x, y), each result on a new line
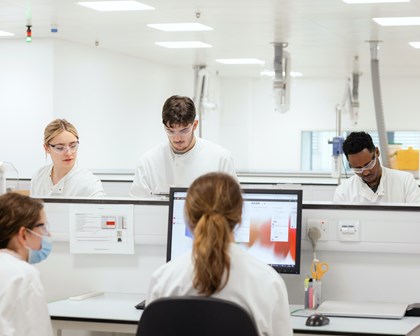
top-left (147, 172), bottom-right (292, 336)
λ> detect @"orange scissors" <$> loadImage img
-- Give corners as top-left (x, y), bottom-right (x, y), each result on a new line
top-left (310, 260), bottom-right (329, 280)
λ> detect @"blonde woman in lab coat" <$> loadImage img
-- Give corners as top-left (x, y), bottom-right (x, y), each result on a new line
top-left (30, 119), bottom-right (105, 197)
top-left (147, 172), bottom-right (293, 336)
top-left (0, 193), bottom-right (53, 336)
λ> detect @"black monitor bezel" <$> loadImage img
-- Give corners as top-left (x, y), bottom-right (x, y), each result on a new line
top-left (166, 187), bottom-right (302, 275)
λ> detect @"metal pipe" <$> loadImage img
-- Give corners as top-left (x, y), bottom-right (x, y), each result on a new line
top-left (193, 65), bottom-right (206, 137)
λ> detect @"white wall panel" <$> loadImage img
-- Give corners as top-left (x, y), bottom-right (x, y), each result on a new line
top-left (39, 200), bottom-right (420, 306)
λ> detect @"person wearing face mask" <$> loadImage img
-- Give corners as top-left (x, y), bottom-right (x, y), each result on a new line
top-left (30, 119), bottom-right (105, 197)
top-left (334, 131), bottom-right (420, 203)
top-left (0, 192), bottom-right (54, 336)
top-left (130, 95), bottom-right (237, 198)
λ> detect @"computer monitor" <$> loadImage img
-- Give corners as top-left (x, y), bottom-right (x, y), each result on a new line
top-left (166, 187), bottom-right (302, 274)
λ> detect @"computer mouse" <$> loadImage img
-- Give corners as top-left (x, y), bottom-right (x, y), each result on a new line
top-left (134, 299), bottom-right (146, 310)
top-left (305, 314), bottom-right (330, 327)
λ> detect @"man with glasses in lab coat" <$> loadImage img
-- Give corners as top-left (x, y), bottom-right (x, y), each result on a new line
top-left (334, 131), bottom-right (420, 203)
top-left (130, 95), bottom-right (236, 198)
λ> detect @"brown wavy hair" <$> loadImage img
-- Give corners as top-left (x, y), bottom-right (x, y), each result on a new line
top-left (162, 95), bottom-right (196, 128)
top-left (185, 172), bottom-right (243, 296)
top-left (0, 193), bottom-right (43, 248)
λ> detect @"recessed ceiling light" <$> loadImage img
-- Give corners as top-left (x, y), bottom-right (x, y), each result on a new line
top-left (373, 17), bottom-right (420, 26)
top-left (155, 41), bottom-right (212, 49)
top-left (0, 31), bottom-right (14, 37)
top-left (147, 23), bottom-right (213, 32)
top-left (77, 1), bottom-right (154, 11)
top-left (216, 58), bottom-right (265, 65)
top-left (409, 42), bottom-right (420, 48)
top-left (343, 0), bottom-right (409, 3)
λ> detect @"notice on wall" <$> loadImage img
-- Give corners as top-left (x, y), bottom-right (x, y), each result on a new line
top-left (69, 204), bottom-right (134, 254)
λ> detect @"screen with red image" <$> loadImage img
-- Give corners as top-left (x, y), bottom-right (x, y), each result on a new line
top-left (167, 188), bottom-right (302, 274)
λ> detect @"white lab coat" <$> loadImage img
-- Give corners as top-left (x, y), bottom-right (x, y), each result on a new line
top-left (130, 137), bottom-right (237, 198)
top-left (147, 243), bottom-right (293, 336)
top-left (0, 251), bottom-right (53, 336)
top-left (30, 163), bottom-right (105, 197)
top-left (334, 167), bottom-right (420, 203)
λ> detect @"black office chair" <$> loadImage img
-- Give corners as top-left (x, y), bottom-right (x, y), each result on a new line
top-left (136, 296), bottom-right (259, 336)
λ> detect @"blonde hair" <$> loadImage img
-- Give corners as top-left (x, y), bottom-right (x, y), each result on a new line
top-left (44, 119), bottom-right (79, 145)
top-left (185, 172), bottom-right (243, 296)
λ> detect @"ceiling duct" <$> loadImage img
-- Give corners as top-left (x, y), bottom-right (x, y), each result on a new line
top-left (273, 42), bottom-right (290, 113)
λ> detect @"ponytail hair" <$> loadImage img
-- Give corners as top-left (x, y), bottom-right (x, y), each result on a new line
top-left (185, 172), bottom-right (243, 296)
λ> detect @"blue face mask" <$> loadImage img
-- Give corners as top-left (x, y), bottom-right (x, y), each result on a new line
top-left (25, 230), bottom-right (53, 264)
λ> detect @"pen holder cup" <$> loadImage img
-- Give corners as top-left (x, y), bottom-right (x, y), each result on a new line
top-left (304, 280), bottom-right (322, 310)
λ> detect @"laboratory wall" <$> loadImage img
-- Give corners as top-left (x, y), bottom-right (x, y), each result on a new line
top-left (218, 74), bottom-right (420, 171)
top-left (0, 39), bottom-right (54, 176)
top-left (52, 39), bottom-right (193, 173)
top-left (2, 37), bottom-right (420, 178)
top-left (0, 38), bottom-right (193, 178)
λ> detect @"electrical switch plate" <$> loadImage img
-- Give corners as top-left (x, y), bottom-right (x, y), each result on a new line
top-left (307, 219), bottom-right (328, 241)
top-left (338, 220), bottom-right (360, 242)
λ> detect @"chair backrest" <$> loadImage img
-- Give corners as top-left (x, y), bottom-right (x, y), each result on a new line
top-left (136, 296), bottom-right (260, 336)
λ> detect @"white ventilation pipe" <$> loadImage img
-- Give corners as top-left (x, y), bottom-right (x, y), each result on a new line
top-left (368, 41), bottom-right (390, 168)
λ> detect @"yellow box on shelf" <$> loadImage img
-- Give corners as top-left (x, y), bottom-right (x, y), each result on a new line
top-left (395, 147), bottom-right (419, 170)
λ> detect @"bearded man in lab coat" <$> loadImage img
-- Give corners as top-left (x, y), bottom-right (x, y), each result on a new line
top-left (334, 131), bottom-right (420, 203)
top-left (130, 95), bottom-right (237, 198)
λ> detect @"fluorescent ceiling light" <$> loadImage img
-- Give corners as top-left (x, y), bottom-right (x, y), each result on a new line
top-left (216, 58), bottom-right (265, 65)
top-left (147, 23), bottom-right (213, 32)
top-left (343, 0), bottom-right (409, 3)
top-left (0, 31), bottom-right (14, 37)
top-left (155, 41), bottom-right (212, 48)
top-left (77, 1), bottom-right (154, 11)
top-left (409, 42), bottom-right (420, 48)
top-left (373, 17), bottom-right (420, 26)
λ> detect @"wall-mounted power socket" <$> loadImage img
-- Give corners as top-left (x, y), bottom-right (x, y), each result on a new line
top-left (307, 219), bottom-right (328, 241)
